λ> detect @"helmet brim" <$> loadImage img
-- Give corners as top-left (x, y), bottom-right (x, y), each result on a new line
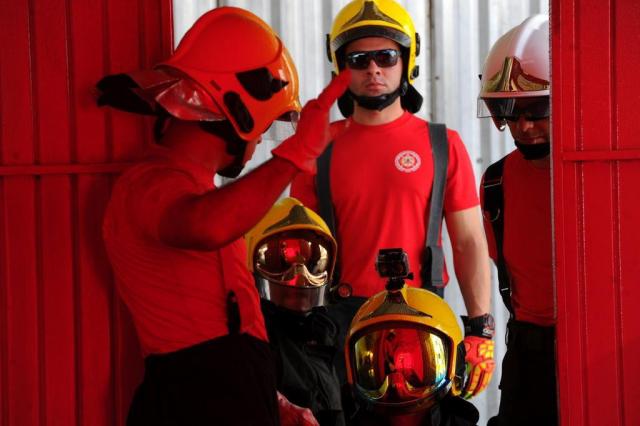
top-left (331, 25), bottom-right (411, 53)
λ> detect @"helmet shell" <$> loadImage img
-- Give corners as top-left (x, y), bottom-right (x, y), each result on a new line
top-left (327, 0), bottom-right (420, 84)
top-left (245, 198), bottom-right (337, 312)
top-left (160, 7), bottom-right (301, 141)
top-left (245, 197), bottom-right (337, 275)
top-left (479, 14), bottom-right (549, 99)
top-left (345, 286), bottom-right (464, 411)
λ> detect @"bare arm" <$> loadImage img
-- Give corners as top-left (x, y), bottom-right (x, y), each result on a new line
top-left (158, 157), bottom-right (297, 250)
top-left (445, 205), bottom-right (491, 317)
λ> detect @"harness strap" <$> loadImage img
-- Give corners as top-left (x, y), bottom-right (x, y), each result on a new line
top-left (421, 123), bottom-right (448, 291)
top-left (481, 157), bottom-right (514, 317)
top-left (316, 144), bottom-right (341, 287)
top-left (315, 123), bottom-right (450, 296)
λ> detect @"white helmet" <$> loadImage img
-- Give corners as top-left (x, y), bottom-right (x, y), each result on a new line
top-left (478, 15), bottom-right (549, 127)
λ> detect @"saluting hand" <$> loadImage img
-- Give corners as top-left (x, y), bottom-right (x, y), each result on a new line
top-left (271, 70), bottom-right (351, 174)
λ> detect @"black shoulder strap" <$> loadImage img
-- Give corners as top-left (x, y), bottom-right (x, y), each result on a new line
top-left (481, 157), bottom-right (514, 317)
top-left (421, 123), bottom-right (448, 292)
top-left (316, 143), bottom-right (336, 236)
top-left (316, 144), bottom-right (340, 285)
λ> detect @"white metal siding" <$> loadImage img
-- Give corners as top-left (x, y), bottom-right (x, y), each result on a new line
top-left (173, 1), bottom-right (550, 424)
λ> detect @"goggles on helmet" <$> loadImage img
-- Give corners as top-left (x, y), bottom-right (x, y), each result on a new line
top-left (478, 96), bottom-right (549, 122)
top-left (254, 230), bottom-right (332, 288)
top-left (350, 323), bottom-right (451, 408)
top-left (346, 49), bottom-right (400, 70)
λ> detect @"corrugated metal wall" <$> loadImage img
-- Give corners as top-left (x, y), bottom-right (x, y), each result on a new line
top-left (552, 0), bottom-right (640, 424)
top-left (173, 1), bottom-right (548, 424)
top-left (0, 1), bottom-right (172, 425)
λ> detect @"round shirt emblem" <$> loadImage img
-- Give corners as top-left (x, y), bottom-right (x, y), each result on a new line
top-left (394, 150), bottom-right (421, 173)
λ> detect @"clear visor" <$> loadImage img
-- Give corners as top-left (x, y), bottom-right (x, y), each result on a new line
top-left (254, 230), bottom-right (332, 288)
top-left (351, 325), bottom-right (450, 405)
top-left (132, 67), bottom-right (227, 122)
top-left (264, 110), bottom-right (298, 143)
top-left (477, 96), bottom-right (550, 121)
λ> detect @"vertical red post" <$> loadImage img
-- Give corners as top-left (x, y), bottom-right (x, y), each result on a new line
top-left (552, 1), bottom-right (640, 425)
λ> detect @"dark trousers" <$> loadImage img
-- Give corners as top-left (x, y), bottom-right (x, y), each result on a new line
top-left (127, 333), bottom-right (279, 426)
top-left (491, 320), bottom-right (558, 426)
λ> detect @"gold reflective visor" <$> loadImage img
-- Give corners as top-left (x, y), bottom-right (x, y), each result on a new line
top-left (351, 324), bottom-right (451, 404)
top-left (254, 230), bottom-right (332, 287)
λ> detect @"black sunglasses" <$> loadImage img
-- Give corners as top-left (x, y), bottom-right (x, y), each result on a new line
top-left (345, 49), bottom-right (400, 70)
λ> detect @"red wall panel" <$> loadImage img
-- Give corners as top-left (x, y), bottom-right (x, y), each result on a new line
top-left (0, 0), bottom-right (173, 424)
top-left (553, 0), bottom-right (640, 424)
top-left (5, 178), bottom-right (39, 426)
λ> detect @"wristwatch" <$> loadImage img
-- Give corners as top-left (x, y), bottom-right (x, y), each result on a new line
top-left (461, 313), bottom-right (495, 339)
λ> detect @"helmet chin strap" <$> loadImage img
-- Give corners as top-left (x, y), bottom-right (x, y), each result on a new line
top-left (199, 120), bottom-right (248, 178)
top-left (216, 138), bottom-right (247, 178)
top-left (350, 80), bottom-right (408, 111)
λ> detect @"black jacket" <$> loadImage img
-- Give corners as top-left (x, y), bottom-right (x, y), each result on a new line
top-left (350, 395), bottom-right (479, 426)
top-left (262, 301), bottom-right (345, 426)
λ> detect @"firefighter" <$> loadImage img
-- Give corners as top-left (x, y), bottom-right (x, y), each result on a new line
top-left (290, 0), bottom-right (494, 401)
top-left (344, 273), bottom-right (481, 425)
top-left (98, 7), bottom-right (349, 425)
top-left (477, 14), bottom-right (557, 426)
top-left (246, 197), bottom-right (345, 425)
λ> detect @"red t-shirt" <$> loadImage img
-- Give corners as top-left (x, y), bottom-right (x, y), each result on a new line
top-left (480, 150), bottom-right (554, 326)
top-left (291, 112), bottom-right (479, 297)
top-left (103, 147), bottom-right (267, 355)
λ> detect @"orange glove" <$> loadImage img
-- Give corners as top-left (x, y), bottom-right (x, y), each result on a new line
top-left (461, 314), bottom-right (496, 399)
top-left (277, 391), bottom-right (319, 426)
top-left (272, 70), bottom-right (351, 173)
top-left (462, 335), bottom-right (495, 399)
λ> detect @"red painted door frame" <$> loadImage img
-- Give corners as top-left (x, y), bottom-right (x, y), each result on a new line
top-left (552, 0), bottom-right (640, 425)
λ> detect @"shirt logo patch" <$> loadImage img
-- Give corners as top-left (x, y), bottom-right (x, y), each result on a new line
top-left (394, 150), bottom-right (421, 173)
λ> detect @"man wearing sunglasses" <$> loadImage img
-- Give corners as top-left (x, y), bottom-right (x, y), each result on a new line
top-left (97, 7), bottom-right (350, 426)
top-left (291, 0), bottom-right (494, 405)
top-left (478, 15), bottom-right (557, 426)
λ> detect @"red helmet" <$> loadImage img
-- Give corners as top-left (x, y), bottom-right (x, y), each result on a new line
top-left (97, 7), bottom-right (301, 142)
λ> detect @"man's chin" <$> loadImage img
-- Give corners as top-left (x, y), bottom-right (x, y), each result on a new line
top-left (358, 89), bottom-right (388, 97)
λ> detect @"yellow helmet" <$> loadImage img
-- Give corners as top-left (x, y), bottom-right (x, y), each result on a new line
top-left (327, 0), bottom-right (420, 84)
top-left (245, 198), bottom-right (337, 312)
top-left (345, 285), bottom-right (465, 413)
top-left (327, 0), bottom-right (423, 117)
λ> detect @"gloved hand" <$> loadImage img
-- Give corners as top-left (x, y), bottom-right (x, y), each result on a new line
top-left (277, 391), bottom-right (320, 426)
top-left (461, 314), bottom-right (496, 399)
top-left (272, 70), bottom-right (351, 173)
top-left (462, 335), bottom-right (495, 399)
